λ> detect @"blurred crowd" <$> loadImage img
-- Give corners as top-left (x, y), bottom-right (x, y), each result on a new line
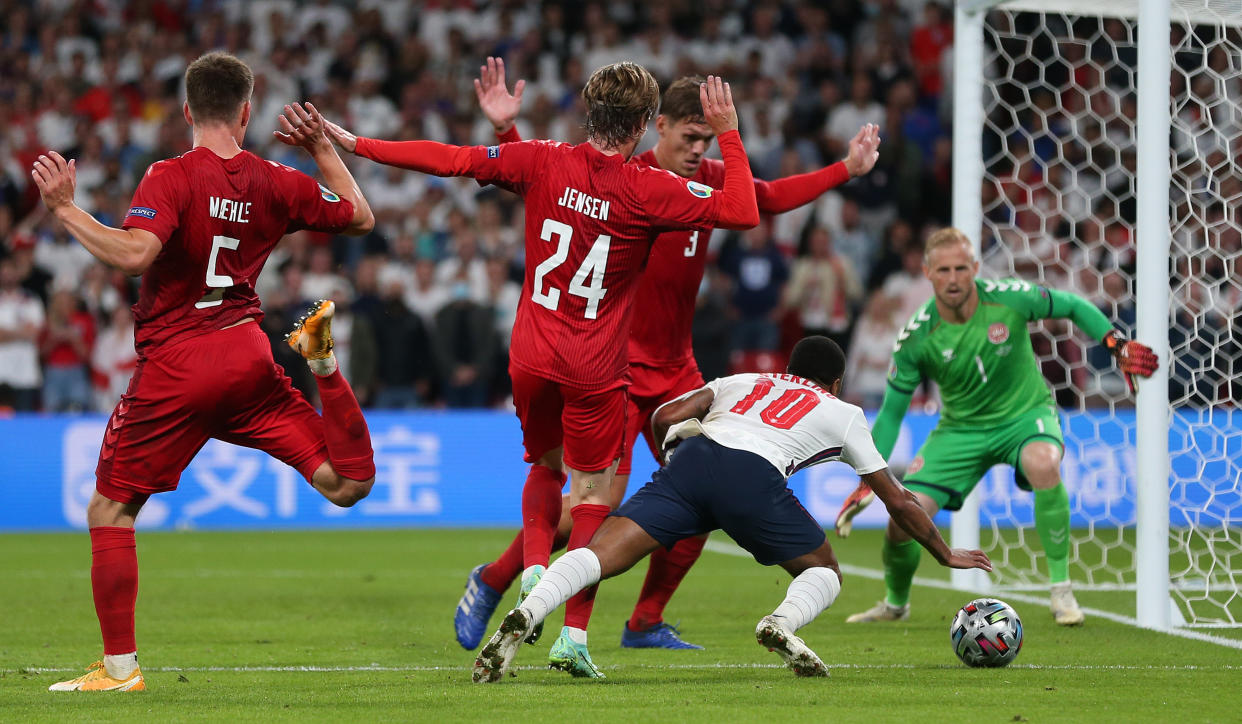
top-left (0, 0), bottom-right (1235, 414)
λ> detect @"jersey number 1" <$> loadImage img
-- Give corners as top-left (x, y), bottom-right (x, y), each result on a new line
top-left (196, 235), bottom-right (240, 309)
top-left (729, 378), bottom-right (820, 430)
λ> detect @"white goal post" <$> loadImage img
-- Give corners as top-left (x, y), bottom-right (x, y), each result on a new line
top-left (952, 0), bottom-right (1241, 630)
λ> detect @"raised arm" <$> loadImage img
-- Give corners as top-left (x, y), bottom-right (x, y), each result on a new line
top-left (861, 466), bottom-right (992, 571)
top-left (274, 102), bottom-right (374, 235)
top-left (1030, 284), bottom-right (1158, 392)
top-left (31, 152), bottom-right (161, 276)
top-left (475, 56), bottom-right (525, 136)
top-left (325, 121), bottom-right (475, 177)
top-left (700, 77), bottom-right (759, 230)
top-left (753, 124), bottom-right (880, 214)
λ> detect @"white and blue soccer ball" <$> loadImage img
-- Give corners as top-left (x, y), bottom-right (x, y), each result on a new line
top-left (950, 598), bottom-right (1023, 667)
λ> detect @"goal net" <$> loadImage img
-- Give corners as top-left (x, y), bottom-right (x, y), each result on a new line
top-left (970, 0), bottom-right (1241, 626)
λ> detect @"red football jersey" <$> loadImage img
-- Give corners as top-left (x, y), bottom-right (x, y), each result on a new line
top-left (470, 140), bottom-right (725, 388)
top-left (625, 150), bottom-right (728, 366)
top-left (122, 147), bottom-right (354, 352)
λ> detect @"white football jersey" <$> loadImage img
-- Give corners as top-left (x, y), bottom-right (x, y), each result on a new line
top-left (688, 372), bottom-right (887, 479)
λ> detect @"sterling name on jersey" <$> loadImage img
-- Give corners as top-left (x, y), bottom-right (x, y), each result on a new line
top-left (692, 372), bottom-right (887, 478)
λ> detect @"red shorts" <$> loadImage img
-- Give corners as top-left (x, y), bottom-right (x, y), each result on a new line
top-left (95, 321), bottom-right (328, 504)
top-left (617, 358), bottom-right (706, 476)
top-left (510, 363), bottom-right (628, 473)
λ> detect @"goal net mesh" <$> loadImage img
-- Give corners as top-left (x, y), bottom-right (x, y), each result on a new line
top-left (975, 2), bottom-right (1240, 626)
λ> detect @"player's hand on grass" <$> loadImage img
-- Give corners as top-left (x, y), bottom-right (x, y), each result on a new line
top-left (323, 120), bottom-right (358, 154)
top-left (31, 151), bottom-right (77, 214)
top-left (474, 56), bottom-right (525, 135)
top-left (1103, 330), bottom-right (1158, 393)
top-left (700, 76), bottom-right (738, 135)
top-left (944, 548), bottom-right (993, 572)
top-left (274, 102), bottom-right (330, 153)
top-left (843, 123), bottom-right (881, 178)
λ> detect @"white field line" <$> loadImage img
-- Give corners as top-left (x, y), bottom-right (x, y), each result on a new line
top-left (12, 663), bottom-right (1242, 674)
top-left (702, 540), bottom-right (1242, 651)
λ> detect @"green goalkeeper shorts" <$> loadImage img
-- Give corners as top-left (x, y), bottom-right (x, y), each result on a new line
top-left (902, 405), bottom-right (1064, 512)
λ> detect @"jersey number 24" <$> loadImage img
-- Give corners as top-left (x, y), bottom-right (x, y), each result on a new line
top-left (531, 219), bottom-right (611, 319)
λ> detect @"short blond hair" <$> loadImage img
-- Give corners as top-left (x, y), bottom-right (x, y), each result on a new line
top-left (582, 62), bottom-right (660, 148)
top-left (923, 227), bottom-right (975, 264)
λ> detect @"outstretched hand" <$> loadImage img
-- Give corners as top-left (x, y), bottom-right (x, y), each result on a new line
top-left (1104, 331), bottom-right (1158, 394)
top-left (700, 75), bottom-right (738, 136)
top-left (474, 56), bottom-right (525, 135)
top-left (274, 102), bottom-right (330, 153)
top-left (944, 548), bottom-right (993, 572)
top-left (323, 120), bottom-right (358, 155)
top-left (844, 123), bottom-right (881, 178)
top-left (31, 151), bottom-right (77, 214)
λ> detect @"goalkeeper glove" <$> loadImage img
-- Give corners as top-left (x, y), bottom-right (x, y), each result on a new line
top-left (834, 481), bottom-right (876, 538)
top-left (1103, 330), bottom-right (1158, 394)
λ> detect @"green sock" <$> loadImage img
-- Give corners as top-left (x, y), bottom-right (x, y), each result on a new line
top-left (1034, 484), bottom-right (1071, 584)
top-left (882, 538), bottom-right (921, 607)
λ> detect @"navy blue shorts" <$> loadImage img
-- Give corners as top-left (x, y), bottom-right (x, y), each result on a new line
top-left (614, 436), bottom-right (826, 566)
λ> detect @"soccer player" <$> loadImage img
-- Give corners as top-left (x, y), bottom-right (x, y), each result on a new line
top-left (454, 57), bottom-right (881, 656)
top-left (324, 66), bottom-right (760, 676)
top-left (33, 52), bottom-right (378, 692)
top-left (472, 336), bottom-right (992, 683)
top-left (836, 227), bottom-right (1157, 626)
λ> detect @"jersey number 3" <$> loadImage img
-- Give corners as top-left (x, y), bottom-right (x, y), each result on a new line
top-left (532, 219), bottom-right (611, 319)
top-left (729, 378), bottom-right (820, 430)
top-left (196, 234), bottom-right (240, 309)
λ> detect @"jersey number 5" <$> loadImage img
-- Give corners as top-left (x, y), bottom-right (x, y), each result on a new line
top-left (532, 219), bottom-right (611, 319)
top-left (729, 378), bottom-right (820, 430)
top-left (196, 234), bottom-right (240, 309)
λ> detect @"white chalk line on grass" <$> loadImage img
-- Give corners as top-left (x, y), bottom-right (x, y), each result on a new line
top-left (702, 540), bottom-right (1242, 652)
top-left (11, 663), bottom-right (1241, 675)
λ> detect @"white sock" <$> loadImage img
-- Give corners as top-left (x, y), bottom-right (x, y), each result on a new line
top-left (104, 652), bottom-right (138, 679)
top-left (518, 549), bottom-right (601, 626)
top-left (308, 352), bottom-right (339, 377)
top-left (771, 567), bottom-right (841, 632)
top-left (564, 626), bottom-right (588, 645)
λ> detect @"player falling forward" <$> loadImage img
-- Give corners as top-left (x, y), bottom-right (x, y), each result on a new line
top-left (836, 227), bottom-right (1157, 626)
top-left (454, 57), bottom-right (881, 659)
top-left (34, 53), bottom-right (377, 692)
top-left (472, 336), bottom-right (992, 683)
top-left (325, 66), bottom-right (759, 677)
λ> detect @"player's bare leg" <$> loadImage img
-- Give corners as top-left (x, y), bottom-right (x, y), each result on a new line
top-left (755, 543), bottom-right (842, 678)
top-left (549, 460), bottom-right (619, 678)
top-left (50, 493), bottom-right (146, 692)
top-left (1021, 441), bottom-right (1084, 625)
top-left (845, 491), bottom-right (939, 623)
top-left (286, 299), bottom-right (376, 507)
top-left (475, 516), bottom-right (660, 683)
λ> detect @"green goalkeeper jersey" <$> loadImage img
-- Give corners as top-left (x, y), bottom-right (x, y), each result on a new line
top-left (870, 278), bottom-right (1114, 458)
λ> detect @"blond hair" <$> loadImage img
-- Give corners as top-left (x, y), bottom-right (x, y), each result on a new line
top-left (582, 62), bottom-right (660, 148)
top-left (923, 227), bottom-right (975, 264)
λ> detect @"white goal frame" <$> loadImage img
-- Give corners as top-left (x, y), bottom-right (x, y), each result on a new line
top-left (951, 0), bottom-right (1177, 630)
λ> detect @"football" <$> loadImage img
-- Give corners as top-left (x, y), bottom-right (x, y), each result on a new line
top-left (950, 598), bottom-right (1024, 668)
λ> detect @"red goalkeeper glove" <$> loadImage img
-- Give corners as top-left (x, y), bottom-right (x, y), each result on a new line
top-left (1103, 330), bottom-right (1158, 394)
top-left (835, 481), bottom-right (876, 538)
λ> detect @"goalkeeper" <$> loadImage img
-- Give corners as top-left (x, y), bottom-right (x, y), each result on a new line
top-left (838, 227), bottom-right (1157, 626)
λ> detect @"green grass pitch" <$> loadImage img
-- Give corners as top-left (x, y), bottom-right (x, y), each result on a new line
top-left (3, 528), bottom-right (1239, 723)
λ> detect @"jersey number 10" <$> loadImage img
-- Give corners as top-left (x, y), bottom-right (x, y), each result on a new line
top-left (729, 378), bottom-right (820, 430)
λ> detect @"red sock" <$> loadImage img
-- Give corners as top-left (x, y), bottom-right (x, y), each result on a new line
top-left (481, 530), bottom-right (524, 592)
top-left (521, 465), bottom-right (566, 569)
top-left (563, 503), bottom-right (611, 630)
top-left (482, 520), bottom-right (572, 592)
top-left (628, 535), bottom-right (707, 631)
top-left (315, 369), bottom-right (375, 480)
top-left (90, 527), bottom-right (138, 655)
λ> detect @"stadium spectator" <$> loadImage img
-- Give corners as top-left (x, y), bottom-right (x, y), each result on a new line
top-left (719, 222), bottom-right (788, 352)
top-left (370, 277), bottom-right (436, 409)
top-left (781, 226), bottom-right (863, 351)
top-left (0, 256), bottom-right (44, 411)
top-left (433, 281), bottom-right (498, 408)
top-left (39, 286), bottom-right (94, 412)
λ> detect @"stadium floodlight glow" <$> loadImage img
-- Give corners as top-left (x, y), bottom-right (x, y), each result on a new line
top-left (952, 0), bottom-right (1241, 628)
